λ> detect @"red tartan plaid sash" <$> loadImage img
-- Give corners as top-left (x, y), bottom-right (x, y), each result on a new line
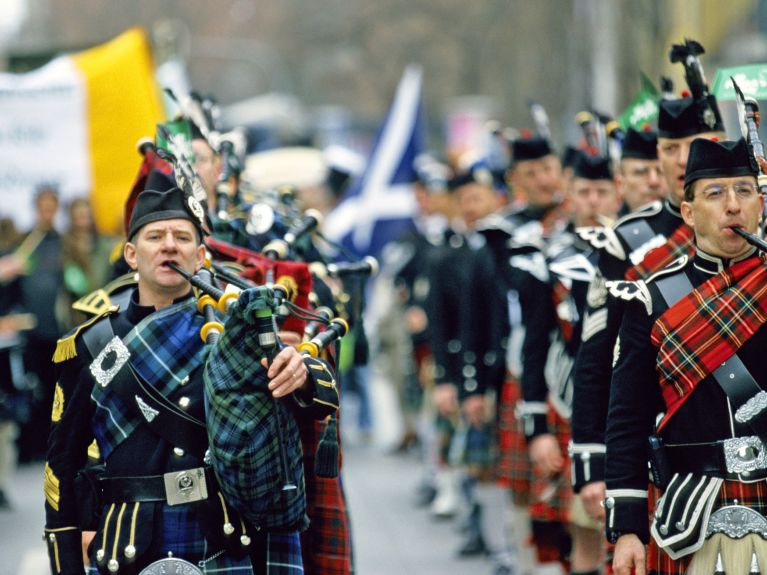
top-left (552, 280), bottom-right (574, 343)
top-left (206, 236), bottom-right (313, 334)
top-left (650, 254), bottom-right (767, 426)
top-left (625, 223), bottom-right (694, 281)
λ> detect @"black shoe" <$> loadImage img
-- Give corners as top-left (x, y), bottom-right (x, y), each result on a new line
top-left (456, 530), bottom-right (488, 557)
top-left (0, 489), bottom-right (11, 511)
top-left (492, 564), bottom-right (518, 575)
top-left (413, 481), bottom-right (437, 508)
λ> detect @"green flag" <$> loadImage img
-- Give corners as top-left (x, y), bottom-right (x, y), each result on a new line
top-left (619, 72), bottom-right (660, 131)
top-left (711, 63), bottom-right (767, 101)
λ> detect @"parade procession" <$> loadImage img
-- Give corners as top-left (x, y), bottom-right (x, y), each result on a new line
top-left (7, 2), bottom-right (767, 575)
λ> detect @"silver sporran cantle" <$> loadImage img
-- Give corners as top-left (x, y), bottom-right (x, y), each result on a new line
top-left (138, 553), bottom-right (203, 575)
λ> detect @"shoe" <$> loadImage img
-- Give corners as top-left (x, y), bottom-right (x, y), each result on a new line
top-left (0, 489), bottom-right (11, 511)
top-left (393, 431), bottom-right (419, 453)
top-left (457, 529), bottom-right (488, 557)
top-left (413, 480), bottom-right (437, 508)
top-left (492, 563), bottom-right (519, 575)
top-left (430, 469), bottom-right (459, 519)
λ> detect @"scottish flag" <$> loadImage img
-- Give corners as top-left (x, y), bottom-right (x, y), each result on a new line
top-left (324, 65), bottom-right (425, 259)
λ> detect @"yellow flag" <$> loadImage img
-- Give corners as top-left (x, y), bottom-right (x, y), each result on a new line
top-left (72, 28), bottom-right (165, 235)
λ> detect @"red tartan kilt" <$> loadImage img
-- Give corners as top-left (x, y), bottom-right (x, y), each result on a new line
top-left (495, 376), bottom-right (532, 504)
top-left (646, 479), bottom-right (767, 574)
top-left (528, 406), bottom-right (573, 523)
top-left (298, 417), bottom-right (352, 575)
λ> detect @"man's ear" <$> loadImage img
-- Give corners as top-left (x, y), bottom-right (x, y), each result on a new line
top-left (195, 243), bottom-right (206, 271)
top-left (680, 201), bottom-right (695, 228)
top-left (124, 241), bottom-right (137, 271)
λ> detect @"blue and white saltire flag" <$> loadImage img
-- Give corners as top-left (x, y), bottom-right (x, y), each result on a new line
top-left (323, 65), bottom-right (425, 259)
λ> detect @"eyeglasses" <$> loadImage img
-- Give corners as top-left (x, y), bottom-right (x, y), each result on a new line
top-left (697, 182), bottom-right (759, 202)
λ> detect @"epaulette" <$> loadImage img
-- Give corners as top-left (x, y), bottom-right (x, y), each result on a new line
top-left (53, 305), bottom-right (119, 363)
top-left (510, 251), bottom-right (549, 283)
top-left (549, 253), bottom-right (595, 284)
top-left (576, 226), bottom-right (626, 261)
top-left (72, 272), bottom-right (137, 316)
top-left (612, 200), bottom-right (663, 229)
top-left (644, 254), bottom-right (689, 284)
top-left (606, 280), bottom-right (653, 315)
top-left (476, 213), bottom-right (515, 237)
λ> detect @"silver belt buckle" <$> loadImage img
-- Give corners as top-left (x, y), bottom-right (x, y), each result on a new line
top-left (163, 467), bottom-right (208, 506)
top-left (723, 436), bottom-right (767, 475)
top-left (139, 553), bottom-right (204, 574)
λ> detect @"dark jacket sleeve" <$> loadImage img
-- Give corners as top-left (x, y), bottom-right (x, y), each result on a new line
top-left (518, 269), bottom-right (557, 441)
top-left (44, 342), bottom-right (96, 574)
top-left (604, 297), bottom-right (662, 544)
top-left (569, 292), bottom-right (623, 490)
top-left (458, 245), bottom-right (508, 401)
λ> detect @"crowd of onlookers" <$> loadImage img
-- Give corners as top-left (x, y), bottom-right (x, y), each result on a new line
top-left (0, 187), bottom-right (120, 509)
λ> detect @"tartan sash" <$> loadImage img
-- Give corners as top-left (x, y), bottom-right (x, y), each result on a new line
top-left (650, 255), bottom-right (767, 423)
top-left (91, 298), bottom-right (205, 458)
top-left (625, 223), bottom-right (694, 281)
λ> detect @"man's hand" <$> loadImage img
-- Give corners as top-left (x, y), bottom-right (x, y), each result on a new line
top-left (528, 433), bottom-right (564, 478)
top-left (433, 383), bottom-right (458, 417)
top-left (261, 346), bottom-right (307, 398)
top-left (580, 480), bottom-right (606, 520)
top-left (613, 534), bottom-right (646, 575)
top-left (462, 394), bottom-right (486, 427)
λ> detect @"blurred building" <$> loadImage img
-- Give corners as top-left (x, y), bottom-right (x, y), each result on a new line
top-left (3, 0), bottom-right (766, 148)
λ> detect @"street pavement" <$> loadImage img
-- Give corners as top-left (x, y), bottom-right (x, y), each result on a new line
top-left (0, 373), bottom-right (561, 575)
top-left (1, 448), bottom-right (494, 575)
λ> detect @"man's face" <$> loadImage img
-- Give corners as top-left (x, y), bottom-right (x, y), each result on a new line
top-left (681, 175), bottom-right (763, 259)
top-left (36, 192), bottom-right (59, 230)
top-left (124, 219), bottom-right (205, 302)
top-left (509, 155), bottom-right (562, 208)
top-left (456, 182), bottom-right (500, 229)
top-left (618, 158), bottom-right (665, 211)
top-left (192, 139), bottom-right (221, 208)
top-left (657, 132), bottom-right (723, 205)
top-left (569, 177), bottom-right (620, 228)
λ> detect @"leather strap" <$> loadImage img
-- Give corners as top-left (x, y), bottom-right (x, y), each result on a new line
top-left (99, 467), bottom-right (215, 503)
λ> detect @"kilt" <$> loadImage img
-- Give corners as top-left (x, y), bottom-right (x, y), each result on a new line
top-left (528, 406), bottom-right (572, 524)
top-left (647, 479), bottom-right (767, 575)
top-left (298, 416), bottom-right (352, 575)
top-left (495, 376), bottom-right (532, 506)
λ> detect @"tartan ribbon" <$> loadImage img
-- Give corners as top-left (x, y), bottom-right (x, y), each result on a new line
top-left (625, 223), bottom-right (694, 281)
top-left (650, 254), bottom-right (767, 423)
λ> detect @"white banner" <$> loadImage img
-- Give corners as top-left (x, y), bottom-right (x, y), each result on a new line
top-left (0, 57), bottom-right (91, 230)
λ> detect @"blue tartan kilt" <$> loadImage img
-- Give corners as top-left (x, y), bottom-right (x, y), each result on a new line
top-left (87, 503), bottom-right (303, 574)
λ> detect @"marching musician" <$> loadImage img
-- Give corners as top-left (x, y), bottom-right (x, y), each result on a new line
top-left (570, 39), bottom-right (726, 523)
top-left (43, 183), bottom-right (338, 574)
top-left (607, 136), bottom-right (767, 574)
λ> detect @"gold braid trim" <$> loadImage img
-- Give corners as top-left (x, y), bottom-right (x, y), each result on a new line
top-left (43, 463), bottom-right (60, 511)
top-left (52, 305), bottom-right (119, 363)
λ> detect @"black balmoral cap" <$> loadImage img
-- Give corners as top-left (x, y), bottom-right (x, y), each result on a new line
top-left (573, 154), bottom-right (613, 181)
top-left (684, 137), bottom-right (758, 187)
top-left (657, 95), bottom-right (723, 139)
top-left (447, 165), bottom-right (494, 191)
top-left (561, 145), bottom-right (585, 169)
top-left (512, 136), bottom-right (553, 163)
top-left (128, 185), bottom-right (206, 241)
top-left (621, 128), bottom-right (658, 160)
